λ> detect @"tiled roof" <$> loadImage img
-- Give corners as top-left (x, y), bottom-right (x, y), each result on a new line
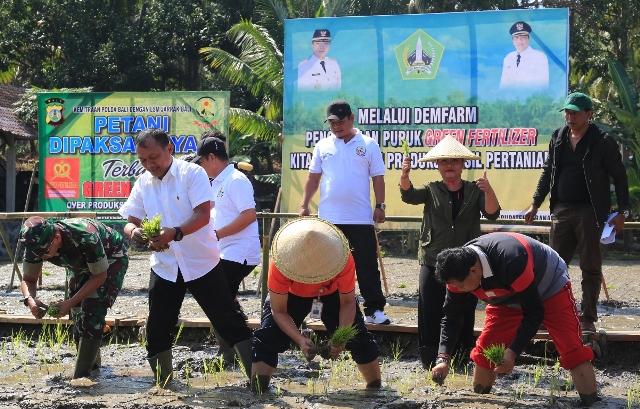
top-left (0, 85), bottom-right (37, 139)
top-left (0, 84), bottom-right (25, 108)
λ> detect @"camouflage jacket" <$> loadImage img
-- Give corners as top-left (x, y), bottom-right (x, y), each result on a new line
top-left (23, 218), bottom-right (126, 277)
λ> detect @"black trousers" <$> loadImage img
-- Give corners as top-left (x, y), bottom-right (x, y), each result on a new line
top-left (252, 291), bottom-right (379, 368)
top-left (218, 259), bottom-right (256, 299)
top-left (335, 224), bottom-right (386, 315)
top-left (418, 265), bottom-right (477, 350)
top-left (146, 263), bottom-right (253, 357)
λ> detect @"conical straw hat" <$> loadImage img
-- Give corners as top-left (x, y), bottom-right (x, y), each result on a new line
top-left (271, 217), bottom-right (350, 284)
top-left (418, 135), bottom-right (480, 162)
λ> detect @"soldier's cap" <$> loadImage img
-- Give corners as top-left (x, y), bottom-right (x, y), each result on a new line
top-left (190, 137), bottom-right (226, 163)
top-left (312, 29), bottom-right (331, 42)
top-left (19, 216), bottom-right (56, 257)
top-left (510, 21), bottom-right (532, 37)
top-left (560, 92), bottom-right (593, 112)
top-left (325, 100), bottom-right (352, 122)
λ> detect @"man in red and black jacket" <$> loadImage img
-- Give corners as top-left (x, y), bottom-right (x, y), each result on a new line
top-left (431, 232), bottom-right (599, 407)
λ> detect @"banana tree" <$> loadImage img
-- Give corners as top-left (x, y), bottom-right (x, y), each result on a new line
top-left (598, 59), bottom-right (640, 217)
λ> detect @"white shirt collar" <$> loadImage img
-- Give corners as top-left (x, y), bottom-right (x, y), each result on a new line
top-left (468, 244), bottom-right (494, 278)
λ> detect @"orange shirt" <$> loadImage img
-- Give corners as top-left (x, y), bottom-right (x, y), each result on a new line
top-left (268, 254), bottom-right (356, 298)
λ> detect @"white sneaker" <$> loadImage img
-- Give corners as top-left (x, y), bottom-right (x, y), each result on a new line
top-left (365, 310), bottom-right (390, 325)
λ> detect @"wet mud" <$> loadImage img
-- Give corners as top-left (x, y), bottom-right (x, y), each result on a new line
top-left (0, 254), bottom-right (639, 408)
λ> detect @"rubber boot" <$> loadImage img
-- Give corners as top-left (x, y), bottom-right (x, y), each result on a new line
top-left (419, 346), bottom-right (438, 369)
top-left (233, 338), bottom-right (254, 380)
top-left (93, 349), bottom-right (101, 370)
top-left (251, 374), bottom-right (271, 394)
top-left (73, 338), bottom-right (102, 379)
top-left (148, 349), bottom-right (173, 387)
top-left (213, 328), bottom-right (236, 368)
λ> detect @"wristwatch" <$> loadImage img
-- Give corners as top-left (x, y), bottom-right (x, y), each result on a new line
top-left (375, 203), bottom-right (386, 211)
top-left (173, 227), bottom-right (184, 242)
top-left (22, 296), bottom-right (33, 306)
top-left (435, 357), bottom-right (450, 366)
top-left (622, 210), bottom-right (630, 218)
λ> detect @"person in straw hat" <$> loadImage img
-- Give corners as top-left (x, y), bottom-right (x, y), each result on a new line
top-left (250, 217), bottom-right (382, 392)
top-left (399, 135), bottom-right (500, 369)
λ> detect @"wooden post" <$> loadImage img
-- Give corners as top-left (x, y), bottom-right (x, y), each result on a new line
top-left (374, 230), bottom-right (389, 296)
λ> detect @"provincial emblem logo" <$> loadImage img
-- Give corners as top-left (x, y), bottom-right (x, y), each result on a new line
top-left (355, 146), bottom-right (366, 157)
top-left (394, 30), bottom-right (444, 80)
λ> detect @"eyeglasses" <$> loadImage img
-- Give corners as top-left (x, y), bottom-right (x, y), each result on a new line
top-left (312, 40), bottom-right (331, 44)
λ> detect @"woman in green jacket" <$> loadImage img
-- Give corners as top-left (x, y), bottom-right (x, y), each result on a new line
top-left (400, 136), bottom-right (501, 368)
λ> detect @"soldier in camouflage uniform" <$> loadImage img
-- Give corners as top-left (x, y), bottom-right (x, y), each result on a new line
top-left (19, 216), bottom-right (128, 379)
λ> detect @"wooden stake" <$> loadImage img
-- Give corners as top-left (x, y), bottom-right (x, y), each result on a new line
top-left (374, 230), bottom-right (389, 296)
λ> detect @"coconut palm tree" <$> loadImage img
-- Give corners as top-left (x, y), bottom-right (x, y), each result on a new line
top-left (200, 0), bottom-right (293, 142)
top-left (199, 0), bottom-right (410, 142)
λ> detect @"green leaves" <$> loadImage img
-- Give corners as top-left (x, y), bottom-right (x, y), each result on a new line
top-left (482, 343), bottom-right (505, 367)
top-left (141, 214), bottom-right (163, 240)
top-left (330, 324), bottom-right (358, 347)
top-left (608, 59), bottom-right (639, 116)
top-left (402, 139), bottom-right (409, 156)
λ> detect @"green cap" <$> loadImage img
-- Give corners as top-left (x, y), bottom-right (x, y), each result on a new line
top-left (20, 216), bottom-right (56, 257)
top-left (560, 92), bottom-right (592, 112)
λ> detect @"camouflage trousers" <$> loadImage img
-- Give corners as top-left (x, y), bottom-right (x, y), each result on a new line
top-left (67, 256), bottom-right (128, 341)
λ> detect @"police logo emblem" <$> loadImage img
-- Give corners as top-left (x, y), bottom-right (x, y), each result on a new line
top-left (44, 97), bottom-right (66, 126)
top-left (355, 146), bottom-right (366, 157)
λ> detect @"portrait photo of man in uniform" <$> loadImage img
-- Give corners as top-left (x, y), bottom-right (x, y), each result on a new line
top-left (297, 29), bottom-right (342, 91)
top-left (499, 21), bottom-right (549, 90)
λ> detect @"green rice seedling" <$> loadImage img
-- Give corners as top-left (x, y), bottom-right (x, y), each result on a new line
top-left (564, 372), bottom-right (573, 392)
top-left (184, 360), bottom-right (191, 392)
top-left (173, 322), bottom-right (185, 346)
top-left (397, 283), bottom-right (407, 288)
top-left (141, 214), bottom-right (169, 251)
top-left (390, 340), bottom-right (403, 362)
top-left (307, 378), bottom-right (316, 395)
top-left (214, 355), bottom-right (225, 373)
top-left (533, 360), bottom-right (545, 388)
top-left (402, 139), bottom-right (410, 156)
top-left (275, 381), bottom-right (283, 397)
top-left (46, 306), bottom-right (61, 317)
top-left (482, 343), bottom-right (506, 368)
top-left (54, 321), bottom-right (68, 351)
top-left (331, 324), bottom-right (357, 347)
top-left (141, 214), bottom-right (162, 238)
top-left (252, 269), bottom-right (260, 279)
top-left (518, 375), bottom-right (526, 400)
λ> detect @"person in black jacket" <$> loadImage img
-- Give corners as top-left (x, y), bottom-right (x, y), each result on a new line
top-left (524, 92), bottom-right (629, 334)
top-left (431, 233), bottom-right (599, 407)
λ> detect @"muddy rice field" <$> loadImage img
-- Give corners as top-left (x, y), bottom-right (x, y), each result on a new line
top-left (0, 248), bottom-right (639, 408)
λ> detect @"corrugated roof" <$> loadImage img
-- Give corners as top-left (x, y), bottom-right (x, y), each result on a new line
top-left (0, 85), bottom-right (37, 140)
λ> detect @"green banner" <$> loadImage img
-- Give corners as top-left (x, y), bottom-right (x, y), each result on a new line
top-left (37, 92), bottom-right (229, 216)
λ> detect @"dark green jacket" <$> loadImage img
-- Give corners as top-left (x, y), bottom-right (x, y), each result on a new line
top-left (400, 180), bottom-right (500, 266)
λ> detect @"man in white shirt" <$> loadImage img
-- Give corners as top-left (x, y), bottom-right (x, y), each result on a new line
top-left (298, 29), bottom-right (341, 91)
top-left (189, 131), bottom-right (261, 363)
top-left (119, 128), bottom-right (254, 386)
top-left (499, 21), bottom-right (549, 90)
top-left (300, 100), bottom-right (390, 325)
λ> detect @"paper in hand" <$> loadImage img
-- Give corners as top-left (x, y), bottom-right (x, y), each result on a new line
top-left (600, 212), bottom-right (618, 244)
